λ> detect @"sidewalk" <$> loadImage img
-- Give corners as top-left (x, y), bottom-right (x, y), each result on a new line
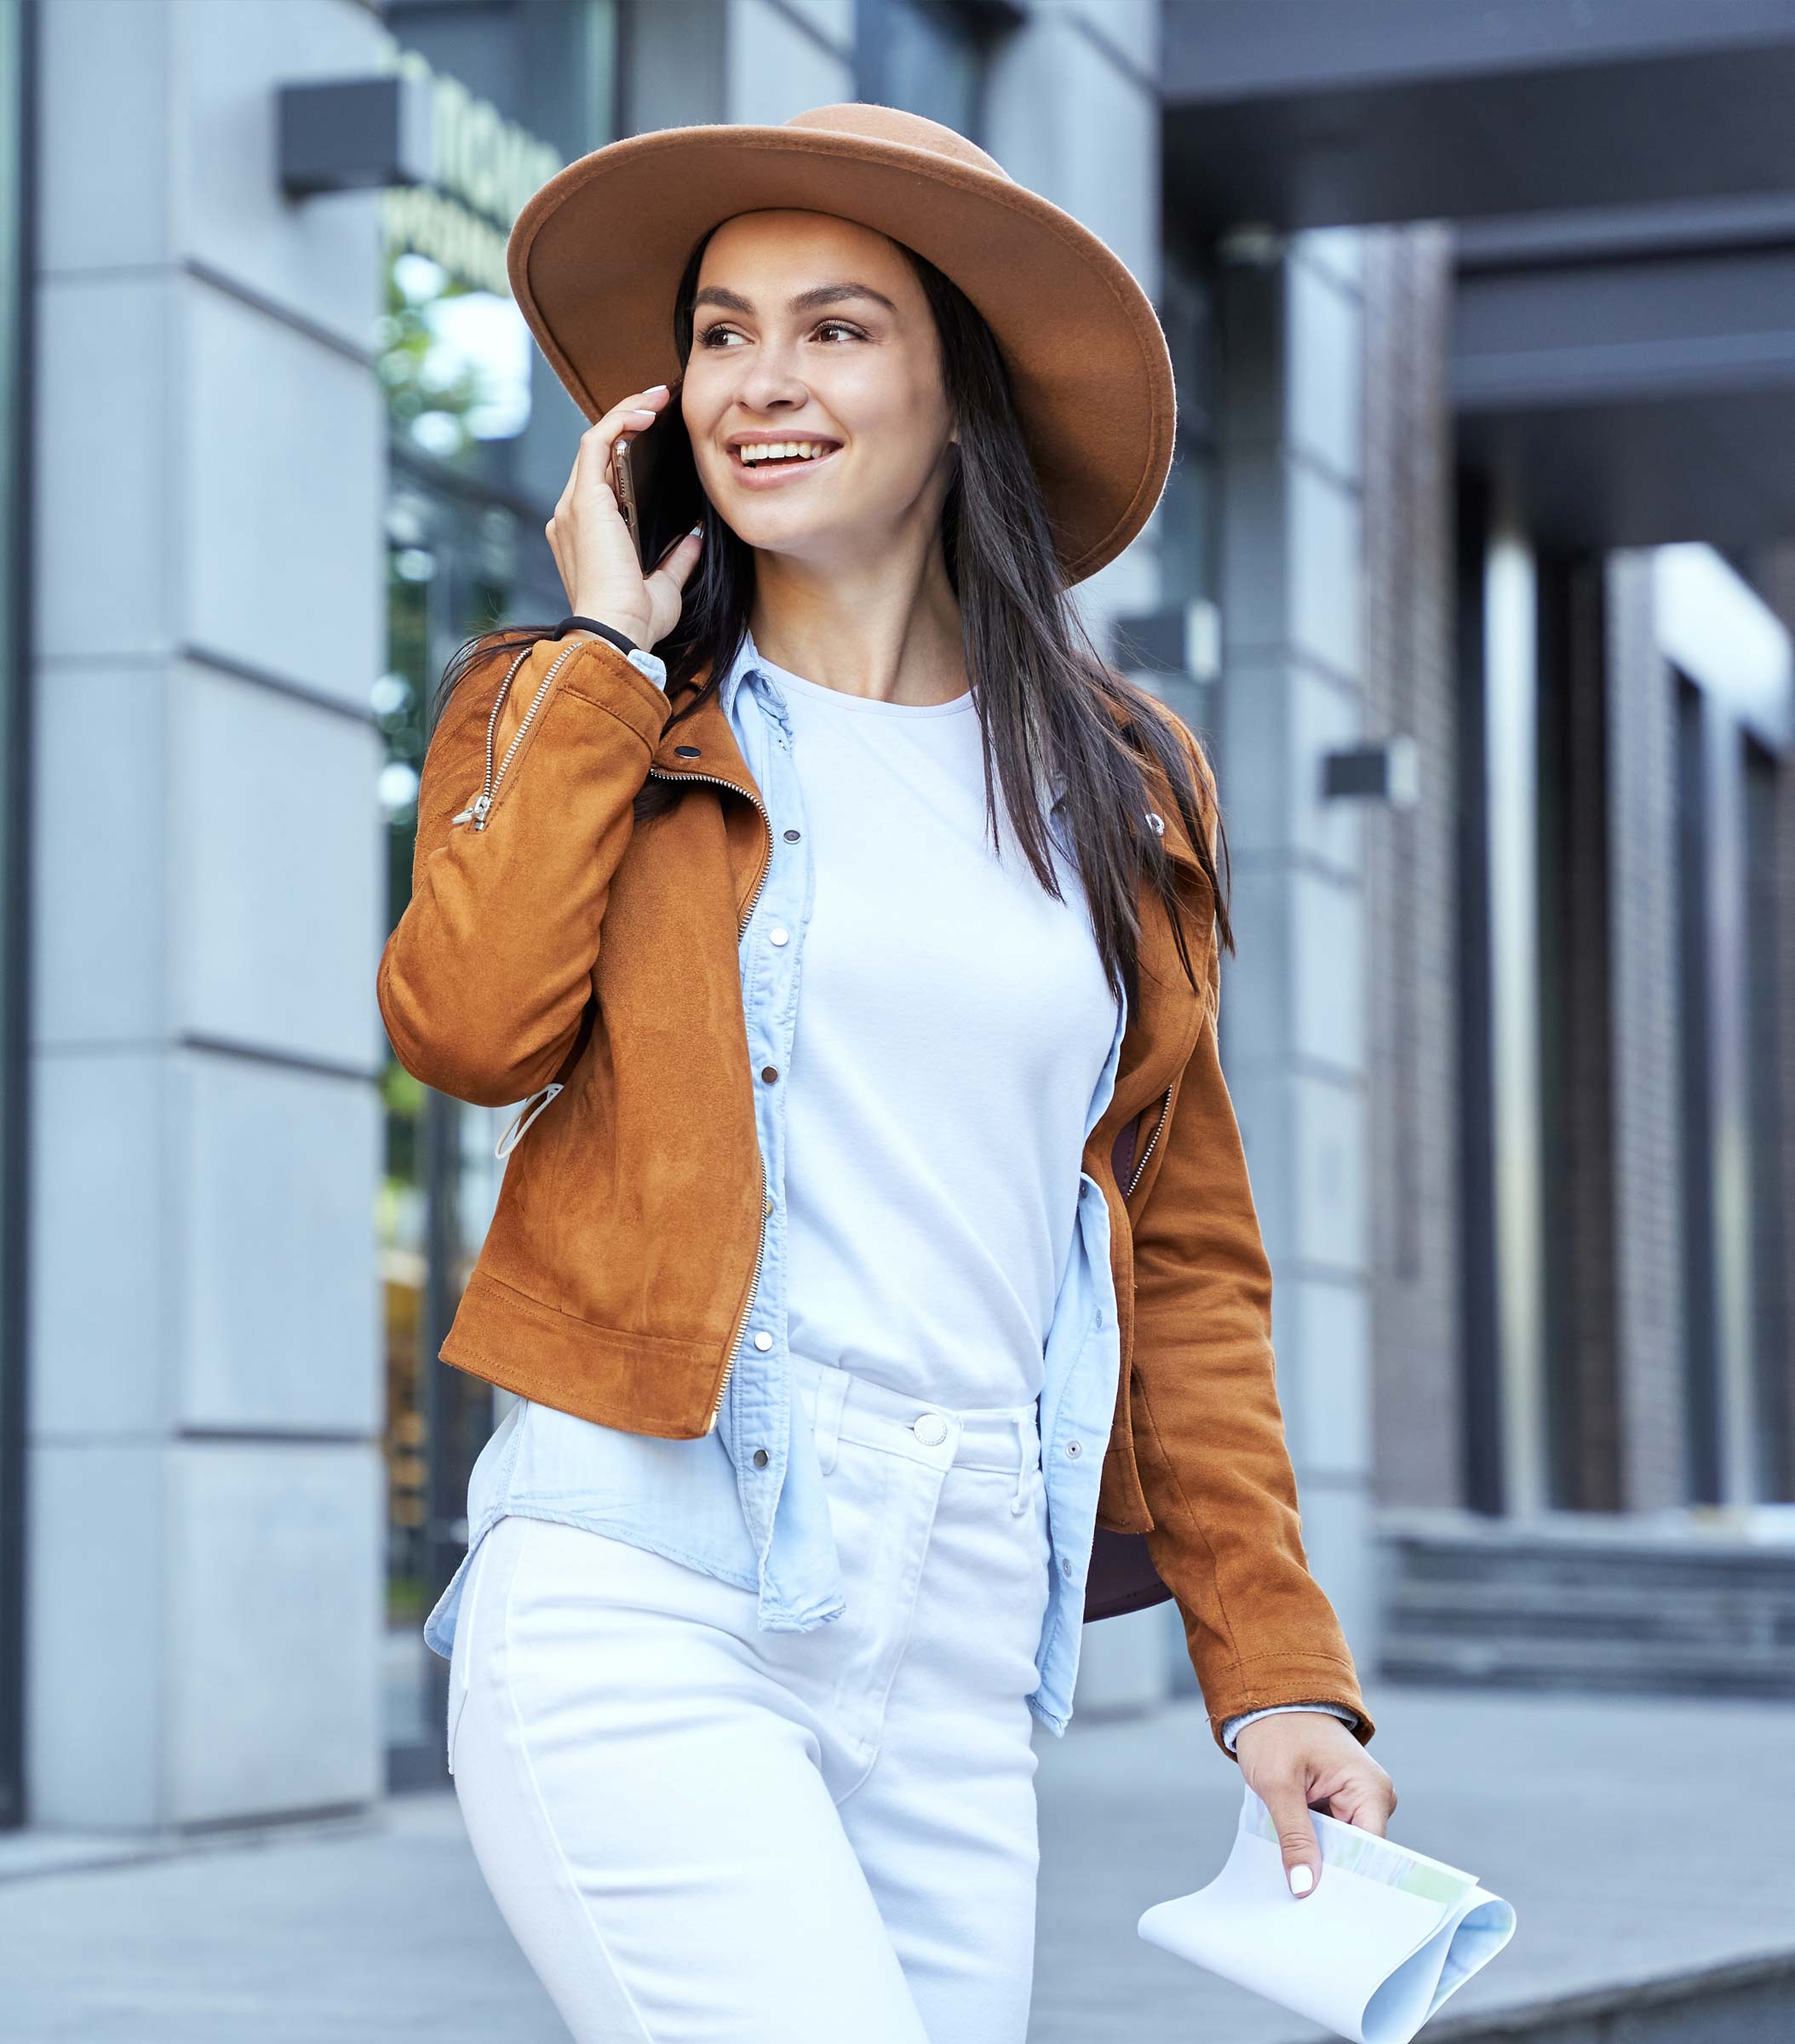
top-left (0, 1681), bottom-right (1783, 2042)
top-left (1033, 1678), bottom-right (1786, 2042)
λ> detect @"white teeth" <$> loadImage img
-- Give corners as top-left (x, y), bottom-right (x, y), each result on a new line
top-left (737, 439), bottom-right (833, 464)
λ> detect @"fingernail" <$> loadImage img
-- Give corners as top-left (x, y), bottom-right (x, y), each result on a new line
top-left (1288, 1864), bottom-right (1314, 1896)
top-left (644, 382), bottom-right (668, 396)
top-left (628, 407), bottom-right (656, 421)
top-left (689, 522), bottom-right (703, 537)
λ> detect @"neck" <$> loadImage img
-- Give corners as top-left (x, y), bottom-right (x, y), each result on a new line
top-left (745, 542), bottom-right (967, 707)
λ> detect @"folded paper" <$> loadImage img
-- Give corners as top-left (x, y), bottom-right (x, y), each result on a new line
top-left (1138, 1784), bottom-right (1517, 2044)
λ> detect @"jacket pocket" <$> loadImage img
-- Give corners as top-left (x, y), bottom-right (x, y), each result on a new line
top-left (1098, 1432), bottom-right (1156, 1534)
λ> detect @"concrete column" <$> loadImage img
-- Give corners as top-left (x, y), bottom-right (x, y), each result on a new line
top-left (26, 0), bottom-right (387, 1830)
top-left (1482, 492), bottom-right (1549, 1519)
top-left (1648, 546), bottom-right (1795, 1509)
top-left (986, 0), bottom-right (1162, 649)
top-left (725, 0), bottom-right (853, 118)
top-left (1213, 228), bottom-right (1379, 1672)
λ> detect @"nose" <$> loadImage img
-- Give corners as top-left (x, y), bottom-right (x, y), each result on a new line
top-left (732, 342), bottom-right (809, 416)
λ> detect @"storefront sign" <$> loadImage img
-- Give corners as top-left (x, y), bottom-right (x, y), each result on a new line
top-left (373, 33), bottom-right (561, 296)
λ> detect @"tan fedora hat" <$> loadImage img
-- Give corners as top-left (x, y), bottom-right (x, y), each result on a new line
top-left (505, 101), bottom-right (1176, 587)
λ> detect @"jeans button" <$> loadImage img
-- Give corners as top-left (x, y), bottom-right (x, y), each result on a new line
top-left (912, 1413), bottom-right (949, 1447)
top-left (752, 1447), bottom-right (770, 1468)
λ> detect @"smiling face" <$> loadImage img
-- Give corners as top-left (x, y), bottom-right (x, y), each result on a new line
top-left (680, 209), bottom-right (959, 573)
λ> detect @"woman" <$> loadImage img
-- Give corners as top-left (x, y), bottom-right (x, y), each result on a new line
top-left (379, 103), bottom-right (1395, 2044)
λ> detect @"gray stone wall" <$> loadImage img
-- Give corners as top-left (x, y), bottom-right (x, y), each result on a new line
top-left (1215, 227), bottom-right (1379, 1672)
top-left (26, 0), bottom-right (387, 1829)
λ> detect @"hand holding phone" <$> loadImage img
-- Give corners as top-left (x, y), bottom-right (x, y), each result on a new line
top-left (544, 383), bottom-right (704, 653)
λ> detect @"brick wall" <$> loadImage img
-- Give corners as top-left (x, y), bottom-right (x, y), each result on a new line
top-left (1604, 552), bottom-right (1688, 1512)
top-left (1360, 225), bottom-right (1463, 1508)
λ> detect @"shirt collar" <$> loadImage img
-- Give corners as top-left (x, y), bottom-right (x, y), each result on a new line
top-left (715, 625), bottom-right (769, 724)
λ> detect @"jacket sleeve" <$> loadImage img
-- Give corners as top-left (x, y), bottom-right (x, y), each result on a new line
top-left (1127, 740), bottom-right (1375, 1761)
top-left (376, 633), bottom-right (674, 1107)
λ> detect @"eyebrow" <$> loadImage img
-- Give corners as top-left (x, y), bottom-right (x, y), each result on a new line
top-left (692, 281), bottom-right (901, 318)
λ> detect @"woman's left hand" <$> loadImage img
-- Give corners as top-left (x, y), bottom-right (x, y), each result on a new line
top-left (1232, 1713), bottom-right (1397, 1899)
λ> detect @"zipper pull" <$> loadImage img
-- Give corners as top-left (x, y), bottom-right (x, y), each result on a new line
top-left (451, 792), bottom-right (493, 830)
top-left (495, 1082), bottom-right (564, 1160)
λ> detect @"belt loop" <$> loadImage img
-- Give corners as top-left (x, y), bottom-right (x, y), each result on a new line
top-left (1010, 1411), bottom-right (1032, 1514)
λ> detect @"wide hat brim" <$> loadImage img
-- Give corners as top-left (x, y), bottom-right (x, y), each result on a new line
top-left (505, 106), bottom-right (1176, 586)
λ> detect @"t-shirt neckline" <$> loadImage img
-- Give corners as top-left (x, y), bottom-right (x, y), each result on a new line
top-left (753, 657), bottom-right (977, 719)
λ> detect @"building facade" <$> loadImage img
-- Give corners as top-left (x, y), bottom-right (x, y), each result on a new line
top-left (5, 0), bottom-right (1793, 1840)
top-left (1157, 3), bottom-right (1795, 1697)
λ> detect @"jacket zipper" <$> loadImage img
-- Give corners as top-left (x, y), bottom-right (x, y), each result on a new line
top-left (494, 1082), bottom-right (564, 1160)
top-left (451, 639), bottom-right (586, 831)
top-left (645, 761), bottom-right (775, 1434)
top-left (1125, 1082), bottom-right (1173, 1199)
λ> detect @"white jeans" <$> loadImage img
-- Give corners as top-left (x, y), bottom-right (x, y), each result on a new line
top-left (446, 1352), bottom-right (1054, 2043)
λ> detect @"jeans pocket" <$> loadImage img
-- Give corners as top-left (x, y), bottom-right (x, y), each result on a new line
top-left (445, 1523), bottom-right (500, 1775)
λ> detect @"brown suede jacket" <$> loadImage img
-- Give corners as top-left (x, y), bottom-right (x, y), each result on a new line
top-left (376, 631), bottom-right (1375, 1757)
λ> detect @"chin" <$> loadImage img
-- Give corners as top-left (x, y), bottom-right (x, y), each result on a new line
top-left (727, 508), bottom-right (842, 556)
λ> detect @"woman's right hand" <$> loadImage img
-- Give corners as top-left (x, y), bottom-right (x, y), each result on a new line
top-left (544, 383), bottom-right (706, 652)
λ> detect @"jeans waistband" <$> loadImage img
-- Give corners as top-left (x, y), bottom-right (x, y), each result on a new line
top-left (789, 1351), bottom-right (1041, 1479)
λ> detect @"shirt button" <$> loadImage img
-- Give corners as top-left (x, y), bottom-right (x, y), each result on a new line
top-left (913, 1413), bottom-right (949, 1447)
top-left (1065, 1439), bottom-right (1082, 1458)
top-left (753, 1330), bottom-right (772, 1351)
top-left (783, 828), bottom-right (801, 841)
top-left (768, 926), bottom-right (789, 946)
top-left (752, 1448), bottom-right (770, 1468)
top-left (1061, 1556), bottom-right (1075, 1578)
top-left (760, 1065), bottom-right (779, 1083)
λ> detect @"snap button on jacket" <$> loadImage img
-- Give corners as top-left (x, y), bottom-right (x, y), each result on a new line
top-left (376, 634), bottom-right (1374, 1754)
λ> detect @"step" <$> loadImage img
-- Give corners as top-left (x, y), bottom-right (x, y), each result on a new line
top-left (1408, 1948), bottom-right (1795, 2044)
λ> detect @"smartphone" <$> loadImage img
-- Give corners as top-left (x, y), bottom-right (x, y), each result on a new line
top-left (608, 382), bottom-right (703, 571)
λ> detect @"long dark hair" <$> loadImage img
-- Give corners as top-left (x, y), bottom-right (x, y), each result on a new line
top-left (432, 226), bottom-right (1230, 1016)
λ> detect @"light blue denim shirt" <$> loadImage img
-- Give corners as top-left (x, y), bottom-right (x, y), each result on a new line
top-left (422, 628), bottom-right (1355, 1752)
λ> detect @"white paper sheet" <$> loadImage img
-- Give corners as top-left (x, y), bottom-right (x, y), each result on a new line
top-left (1138, 1785), bottom-right (1517, 2044)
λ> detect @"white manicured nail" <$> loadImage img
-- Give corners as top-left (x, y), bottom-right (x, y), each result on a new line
top-left (1288, 1864), bottom-right (1314, 1896)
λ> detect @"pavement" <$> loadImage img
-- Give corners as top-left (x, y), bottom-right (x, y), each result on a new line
top-left (0, 1679), bottom-right (1786, 2042)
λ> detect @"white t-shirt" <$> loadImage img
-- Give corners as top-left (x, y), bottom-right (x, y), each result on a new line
top-left (764, 654), bottom-right (1121, 1412)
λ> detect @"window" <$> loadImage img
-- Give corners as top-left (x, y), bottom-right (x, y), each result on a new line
top-left (376, 1), bottom-right (621, 1788)
top-left (856, 0), bottom-right (1017, 141)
